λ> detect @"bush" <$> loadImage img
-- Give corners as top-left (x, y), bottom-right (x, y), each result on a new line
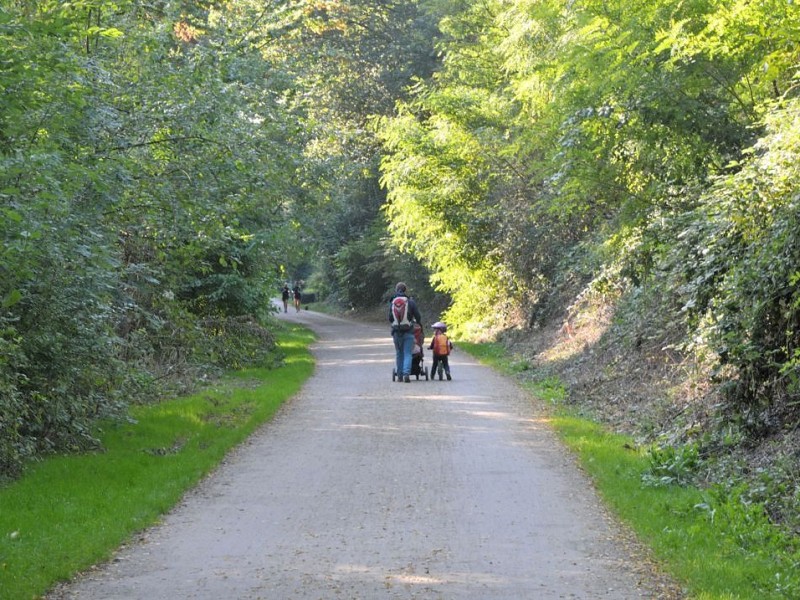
top-left (200, 316), bottom-right (279, 370)
top-left (639, 99), bottom-right (800, 432)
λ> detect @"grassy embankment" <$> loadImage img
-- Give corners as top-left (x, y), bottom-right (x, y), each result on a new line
top-left (459, 341), bottom-right (800, 600)
top-left (0, 323), bottom-right (315, 600)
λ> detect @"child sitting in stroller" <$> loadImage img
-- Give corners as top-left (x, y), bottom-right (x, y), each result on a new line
top-left (410, 322), bottom-right (429, 380)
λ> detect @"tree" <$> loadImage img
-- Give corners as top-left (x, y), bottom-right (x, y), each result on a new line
top-left (0, 0), bottom-right (304, 475)
top-left (254, 0), bottom-right (443, 304)
top-left (377, 0), bottom-right (800, 339)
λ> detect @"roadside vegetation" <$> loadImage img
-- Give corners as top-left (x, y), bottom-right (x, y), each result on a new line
top-left (460, 341), bottom-right (800, 599)
top-left (3, 1), bottom-right (800, 597)
top-left (0, 324), bottom-right (314, 600)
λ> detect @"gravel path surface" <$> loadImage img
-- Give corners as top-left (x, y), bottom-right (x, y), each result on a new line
top-left (50, 308), bottom-right (671, 599)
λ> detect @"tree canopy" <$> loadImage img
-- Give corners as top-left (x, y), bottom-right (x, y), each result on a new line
top-left (374, 0), bottom-right (800, 483)
top-left (1, 0), bottom-right (306, 474)
top-left (3, 0), bottom-right (800, 504)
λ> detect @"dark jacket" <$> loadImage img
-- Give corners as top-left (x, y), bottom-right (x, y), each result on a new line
top-left (388, 293), bottom-right (422, 330)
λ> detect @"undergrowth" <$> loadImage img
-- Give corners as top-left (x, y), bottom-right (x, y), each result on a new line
top-left (0, 323), bottom-right (315, 600)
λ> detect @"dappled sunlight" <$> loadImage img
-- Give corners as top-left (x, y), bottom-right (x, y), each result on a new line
top-left (281, 354), bottom-right (315, 366)
top-left (466, 410), bottom-right (516, 420)
top-left (304, 391), bottom-right (553, 442)
top-left (414, 396), bottom-right (496, 407)
top-left (330, 562), bottom-right (519, 587)
top-left (337, 423), bottom-right (406, 436)
top-left (340, 423), bottom-right (403, 432)
top-left (537, 301), bottom-right (613, 365)
top-left (323, 339), bottom-right (393, 351)
top-left (318, 357), bottom-right (392, 367)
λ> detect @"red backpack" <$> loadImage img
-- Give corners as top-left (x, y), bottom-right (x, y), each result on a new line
top-left (391, 296), bottom-right (412, 332)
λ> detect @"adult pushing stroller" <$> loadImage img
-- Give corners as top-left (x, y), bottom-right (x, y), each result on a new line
top-left (392, 322), bottom-right (429, 381)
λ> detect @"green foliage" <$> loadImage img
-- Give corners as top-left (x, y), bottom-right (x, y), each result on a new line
top-left (0, 1), bottom-right (304, 476)
top-left (665, 98), bottom-right (800, 422)
top-left (377, 0), bottom-right (800, 435)
top-left (556, 415), bottom-right (800, 599)
top-left (0, 0), bottom-right (445, 475)
top-left (332, 220), bottom-right (393, 309)
top-left (643, 443), bottom-right (701, 488)
top-left (274, 0), bottom-right (442, 309)
top-left (0, 324), bottom-right (314, 599)
top-left (2, 0), bottom-right (800, 532)
top-left (379, 50), bottom-right (534, 334)
top-left (198, 316), bottom-right (279, 371)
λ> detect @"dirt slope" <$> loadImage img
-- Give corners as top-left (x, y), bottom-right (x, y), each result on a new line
top-left (50, 309), bottom-right (681, 599)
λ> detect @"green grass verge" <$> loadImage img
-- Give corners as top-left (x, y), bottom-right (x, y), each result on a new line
top-left (0, 323), bottom-right (315, 600)
top-left (458, 341), bottom-right (800, 599)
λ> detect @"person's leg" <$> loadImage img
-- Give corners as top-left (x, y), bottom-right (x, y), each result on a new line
top-left (443, 356), bottom-right (451, 380)
top-left (393, 333), bottom-right (404, 380)
top-left (430, 356), bottom-right (439, 381)
top-left (401, 331), bottom-right (414, 380)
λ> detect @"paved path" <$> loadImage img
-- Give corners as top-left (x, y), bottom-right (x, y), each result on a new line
top-left (50, 308), bottom-right (667, 599)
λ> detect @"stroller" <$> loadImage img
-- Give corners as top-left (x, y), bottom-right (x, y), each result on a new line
top-left (392, 322), bottom-right (430, 381)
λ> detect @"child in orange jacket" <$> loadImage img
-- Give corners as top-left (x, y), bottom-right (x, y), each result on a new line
top-left (428, 322), bottom-right (453, 381)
